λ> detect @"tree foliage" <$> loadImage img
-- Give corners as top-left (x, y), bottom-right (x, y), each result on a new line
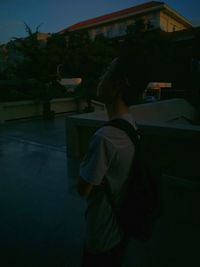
top-left (119, 21), bottom-right (200, 107)
top-left (1, 21), bottom-right (200, 109)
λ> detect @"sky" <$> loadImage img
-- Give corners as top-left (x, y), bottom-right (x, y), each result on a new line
top-left (0, 0), bottom-right (200, 44)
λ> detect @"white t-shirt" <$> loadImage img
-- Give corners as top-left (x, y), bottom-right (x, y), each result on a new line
top-left (80, 113), bottom-right (136, 253)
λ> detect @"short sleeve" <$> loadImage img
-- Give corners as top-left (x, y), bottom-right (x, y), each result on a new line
top-left (80, 133), bottom-right (116, 185)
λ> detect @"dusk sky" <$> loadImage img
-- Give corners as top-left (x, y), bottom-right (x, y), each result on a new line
top-left (0, 0), bottom-right (200, 44)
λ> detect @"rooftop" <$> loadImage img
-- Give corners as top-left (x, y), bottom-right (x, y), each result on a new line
top-left (0, 116), bottom-right (85, 266)
top-left (0, 113), bottom-right (199, 266)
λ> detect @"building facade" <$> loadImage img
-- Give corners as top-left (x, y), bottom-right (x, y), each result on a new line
top-left (60, 1), bottom-right (193, 40)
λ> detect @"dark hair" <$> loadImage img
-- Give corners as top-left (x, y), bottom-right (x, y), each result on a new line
top-left (109, 57), bottom-right (148, 106)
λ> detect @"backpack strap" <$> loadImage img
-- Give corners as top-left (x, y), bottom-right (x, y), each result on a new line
top-left (103, 118), bottom-right (140, 147)
top-left (102, 118), bottom-right (140, 213)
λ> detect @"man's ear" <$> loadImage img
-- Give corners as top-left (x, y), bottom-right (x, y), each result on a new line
top-left (110, 78), bottom-right (125, 98)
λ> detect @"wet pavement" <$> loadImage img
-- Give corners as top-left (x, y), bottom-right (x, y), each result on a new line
top-left (0, 115), bottom-right (199, 267)
top-left (0, 116), bottom-right (85, 267)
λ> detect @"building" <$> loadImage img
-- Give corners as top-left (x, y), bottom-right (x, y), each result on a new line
top-left (36, 32), bottom-right (51, 42)
top-left (60, 1), bottom-right (193, 40)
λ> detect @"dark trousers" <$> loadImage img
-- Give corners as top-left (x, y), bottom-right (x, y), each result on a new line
top-left (82, 237), bottom-right (128, 267)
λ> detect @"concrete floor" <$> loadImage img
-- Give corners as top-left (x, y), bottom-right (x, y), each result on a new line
top-left (0, 115), bottom-right (199, 267)
top-left (0, 116), bottom-right (85, 267)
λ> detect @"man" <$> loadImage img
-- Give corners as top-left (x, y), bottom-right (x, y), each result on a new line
top-left (78, 57), bottom-right (144, 266)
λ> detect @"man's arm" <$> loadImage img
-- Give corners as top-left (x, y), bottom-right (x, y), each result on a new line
top-left (78, 177), bottom-right (93, 198)
top-left (78, 133), bottom-right (115, 198)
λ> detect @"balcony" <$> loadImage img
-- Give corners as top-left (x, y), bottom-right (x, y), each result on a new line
top-left (0, 98), bottom-right (200, 266)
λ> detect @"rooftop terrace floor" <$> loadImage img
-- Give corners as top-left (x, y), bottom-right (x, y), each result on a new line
top-left (0, 116), bottom-right (86, 267)
top-left (0, 115), bottom-right (199, 267)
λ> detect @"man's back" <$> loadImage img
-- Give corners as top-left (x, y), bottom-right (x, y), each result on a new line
top-left (80, 113), bottom-right (135, 253)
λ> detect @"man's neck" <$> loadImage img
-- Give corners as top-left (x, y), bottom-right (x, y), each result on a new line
top-left (106, 100), bottom-right (130, 119)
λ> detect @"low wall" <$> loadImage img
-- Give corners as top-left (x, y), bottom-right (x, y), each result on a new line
top-left (66, 99), bottom-right (200, 181)
top-left (65, 98), bottom-right (200, 266)
top-left (130, 98), bottom-right (199, 124)
top-left (0, 97), bottom-right (86, 123)
top-left (67, 99), bottom-right (199, 161)
top-left (66, 114), bottom-right (200, 181)
top-left (91, 98), bottom-right (199, 123)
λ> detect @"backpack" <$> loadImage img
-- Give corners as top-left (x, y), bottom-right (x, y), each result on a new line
top-left (103, 118), bottom-right (161, 241)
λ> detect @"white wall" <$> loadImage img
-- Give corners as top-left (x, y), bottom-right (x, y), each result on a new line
top-left (160, 11), bottom-right (187, 32)
top-left (87, 10), bottom-right (179, 40)
top-left (66, 98), bottom-right (199, 159)
top-left (130, 98), bottom-right (198, 124)
top-left (0, 97), bottom-right (86, 123)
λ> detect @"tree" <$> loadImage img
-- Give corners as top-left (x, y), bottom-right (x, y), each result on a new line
top-left (10, 24), bottom-right (68, 118)
top-left (63, 31), bottom-right (118, 111)
top-left (120, 21), bottom-right (172, 103)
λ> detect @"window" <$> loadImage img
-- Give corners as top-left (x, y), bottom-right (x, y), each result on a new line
top-left (117, 22), bottom-right (126, 36)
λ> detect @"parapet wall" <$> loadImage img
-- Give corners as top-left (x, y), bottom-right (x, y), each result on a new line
top-left (66, 98), bottom-right (200, 266)
top-left (130, 98), bottom-right (199, 124)
top-left (66, 99), bottom-right (200, 181)
top-left (0, 97), bottom-right (86, 123)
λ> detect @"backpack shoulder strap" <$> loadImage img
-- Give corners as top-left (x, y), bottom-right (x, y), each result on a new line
top-left (102, 118), bottom-right (140, 213)
top-left (103, 118), bottom-right (140, 146)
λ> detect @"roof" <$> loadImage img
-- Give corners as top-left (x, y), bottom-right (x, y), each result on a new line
top-left (62, 1), bottom-right (164, 33)
top-left (60, 1), bottom-right (192, 33)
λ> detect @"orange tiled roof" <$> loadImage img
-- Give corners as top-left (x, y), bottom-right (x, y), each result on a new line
top-left (63, 1), bottom-right (164, 32)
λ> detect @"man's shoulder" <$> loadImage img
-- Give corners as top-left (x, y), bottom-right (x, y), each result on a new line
top-left (95, 125), bottom-right (124, 140)
top-left (96, 125), bottom-right (116, 136)
top-left (95, 122), bottom-right (135, 148)
top-left (97, 115), bottom-right (137, 138)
